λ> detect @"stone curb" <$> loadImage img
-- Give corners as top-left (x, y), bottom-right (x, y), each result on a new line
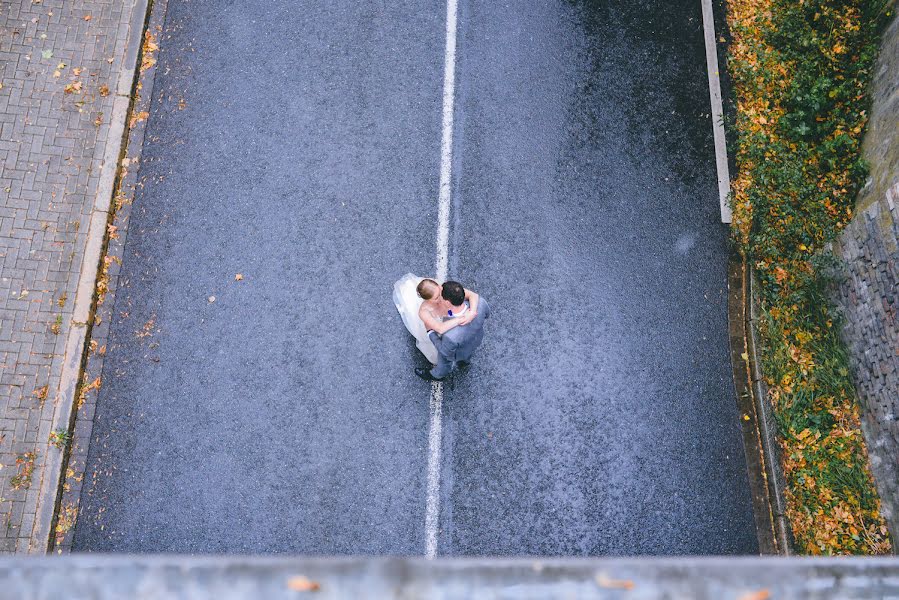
top-left (727, 254), bottom-right (792, 555)
top-left (745, 264), bottom-right (793, 554)
top-left (727, 253), bottom-right (777, 554)
top-left (26, 0), bottom-right (154, 555)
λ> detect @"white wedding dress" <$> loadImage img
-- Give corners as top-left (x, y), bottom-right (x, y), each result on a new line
top-left (393, 273), bottom-right (439, 365)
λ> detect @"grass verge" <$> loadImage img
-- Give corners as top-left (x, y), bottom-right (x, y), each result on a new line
top-left (726, 0), bottom-right (894, 554)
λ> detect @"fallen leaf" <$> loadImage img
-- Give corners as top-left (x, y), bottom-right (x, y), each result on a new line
top-left (129, 110), bottom-right (149, 128)
top-left (41, 49), bottom-right (53, 59)
top-left (72, 67), bottom-right (83, 76)
top-left (84, 14), bottom-right (92, 21)
top-left (93, 113), bottom-right (103, 127)
top-left (99, 84), bottom-right (109, 96)
top-left (741, 352), bottom-right (749, 361)
top-left (64, 81), bottom-right (82, 94)
top-left (53, 70), bottom-right (61, 78)
top-left (738, 591), bottom-right (770, 600)
top-left (286, 576), bottom-right (320, 592)
top-left (595, 573), bottom-right (634, 590)
top-left (57, 62), bottom-right (66, 69)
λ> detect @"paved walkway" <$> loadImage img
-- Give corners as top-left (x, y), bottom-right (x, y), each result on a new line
top-left (0, 0), bottom-right (143, 553)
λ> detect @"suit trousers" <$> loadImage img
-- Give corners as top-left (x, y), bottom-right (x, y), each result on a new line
top-left (430, 353), bottom-right (455, 380)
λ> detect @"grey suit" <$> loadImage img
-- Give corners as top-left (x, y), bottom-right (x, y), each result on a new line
top-left (428, 298), bottom-right (491, 379)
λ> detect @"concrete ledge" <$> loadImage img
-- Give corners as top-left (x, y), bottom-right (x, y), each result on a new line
top-left (0, 556), bottom-right (898, 599)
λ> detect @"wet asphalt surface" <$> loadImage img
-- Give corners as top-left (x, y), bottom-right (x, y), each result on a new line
top-left (74, 0), bottom-right (758, 554)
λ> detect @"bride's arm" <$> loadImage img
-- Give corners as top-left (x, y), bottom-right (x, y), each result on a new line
top-left (456, 288), bottom-right (479, 324)
top-left (419, 304), bottom-right (461, 335)
top-left (464, 288), bottom-right (480, 313)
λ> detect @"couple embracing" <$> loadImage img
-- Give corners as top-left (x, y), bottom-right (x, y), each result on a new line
top-left (393, 274), bottom-right (491, 381)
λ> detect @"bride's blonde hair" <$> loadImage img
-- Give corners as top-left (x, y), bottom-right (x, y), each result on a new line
top-left (417, 278), bottom-right (440, 300)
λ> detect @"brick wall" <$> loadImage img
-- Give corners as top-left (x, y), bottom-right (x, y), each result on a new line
top-left (831, 14), bottom-right (899, 539)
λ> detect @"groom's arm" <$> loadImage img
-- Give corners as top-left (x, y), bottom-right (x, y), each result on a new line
top-left (428, 330), bottom-right (457, 361)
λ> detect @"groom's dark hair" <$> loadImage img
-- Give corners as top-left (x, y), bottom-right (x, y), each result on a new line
top-left (441, 281), bottom-right (465, 306)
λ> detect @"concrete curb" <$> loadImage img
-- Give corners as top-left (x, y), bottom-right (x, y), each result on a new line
top-left (746, 264), bottom-right (793, 554)
top-left (27, 0), bottom-right (154, 554)
top-left (726, 253), bottom-right (792, 555)
top-left (727, 253), bottom-right (777, 554)
top-left (700, 0), bottom-right (733, 223)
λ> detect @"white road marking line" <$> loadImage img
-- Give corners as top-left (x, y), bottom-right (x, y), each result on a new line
top-left (425, 0), bottom-right (459, 560)
top-left (435, 0), bottom-right (458, 282)
top-left (700, 0), bottom-right (733, 224)
top-left (425, 381), bottom-right (444, 558)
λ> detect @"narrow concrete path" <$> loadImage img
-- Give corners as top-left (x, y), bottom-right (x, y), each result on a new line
top-left (74, 0), bottom-right (757, 554)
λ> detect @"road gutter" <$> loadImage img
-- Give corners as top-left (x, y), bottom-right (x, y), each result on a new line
top-left (30, 0), bottom-right (169, 553)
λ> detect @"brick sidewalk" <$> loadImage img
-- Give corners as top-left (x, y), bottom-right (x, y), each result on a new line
top-left (0, 0), bottom-right (145, 553)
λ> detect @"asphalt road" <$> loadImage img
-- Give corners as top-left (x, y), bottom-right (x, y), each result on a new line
top-left (74, 0), bottom-right (758, 555)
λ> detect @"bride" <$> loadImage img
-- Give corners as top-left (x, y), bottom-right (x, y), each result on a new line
top-left (393, 273), bottom-right (480, 365)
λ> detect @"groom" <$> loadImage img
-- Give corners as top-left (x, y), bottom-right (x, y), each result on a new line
top-left (415, 280), bottom-right (490, 382)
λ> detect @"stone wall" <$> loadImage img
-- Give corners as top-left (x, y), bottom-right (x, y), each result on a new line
top-left (831, 13), bottom-right (899, 539)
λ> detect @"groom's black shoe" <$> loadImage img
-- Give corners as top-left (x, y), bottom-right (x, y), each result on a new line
top-left (415, 368), bottom-right (444, 382)
top-left (457, 360), bottom-right (470, 368)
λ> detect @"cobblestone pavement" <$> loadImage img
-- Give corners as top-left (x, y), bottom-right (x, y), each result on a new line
top-left (0, 0), bottom-right (142, 553)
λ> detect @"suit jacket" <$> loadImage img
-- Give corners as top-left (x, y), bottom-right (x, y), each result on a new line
top-left (428, 298), bottom-right (491, 363)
